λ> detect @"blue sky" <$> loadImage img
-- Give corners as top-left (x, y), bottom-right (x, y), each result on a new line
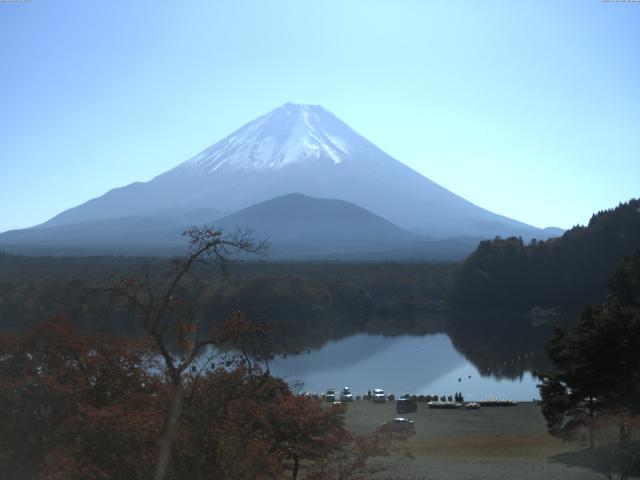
top-left (1, 0), bottom-right (638, 233)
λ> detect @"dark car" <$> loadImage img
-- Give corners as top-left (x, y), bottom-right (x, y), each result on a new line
top-left (396, 394), bottom-right (417, 413)
top-left (378, 418), bottom-right (416, 435)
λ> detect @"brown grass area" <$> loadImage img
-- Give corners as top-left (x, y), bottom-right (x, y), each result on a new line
top-left (338, 403), bottom-right (602, 479)
top-left (391, 432), bottom-right (578, 459)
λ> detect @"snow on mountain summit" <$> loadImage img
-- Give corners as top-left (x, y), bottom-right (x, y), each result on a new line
top-left (178, 103), bottom-right (357, 173)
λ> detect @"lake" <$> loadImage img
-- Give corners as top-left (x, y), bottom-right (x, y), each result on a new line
top-left (266, 333), bottom-right (540, 401)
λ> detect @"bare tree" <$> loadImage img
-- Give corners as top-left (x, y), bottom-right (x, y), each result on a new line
top-left (105, 227), bottom-right (266, 480)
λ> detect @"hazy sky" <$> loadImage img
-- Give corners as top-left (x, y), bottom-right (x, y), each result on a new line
top-left (1, 0), bottom-right (639, 233)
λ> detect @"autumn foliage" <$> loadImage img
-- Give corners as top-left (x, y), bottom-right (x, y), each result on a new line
top-left (0, 229), bottom-right (392, 479)
top-left (0, 316), bottom-right (380, 480)
top-left (0, 317), bottom-right (163, 479)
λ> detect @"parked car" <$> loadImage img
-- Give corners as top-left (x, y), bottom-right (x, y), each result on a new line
top-left (378, 418), bottom-right (416, 435)
top-left (340, 387), bottom-right (354, 402)
top-left (396, 394), bottom-right (417, 413)
top-left (325, 388), bottom-right (336, 402)
top-left (373, 388), bottom-right (386, 403)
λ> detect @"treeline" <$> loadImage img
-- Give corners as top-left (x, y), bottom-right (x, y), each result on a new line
top-left (0, 255), bottom-right (455, 346)
top-left (443, 199), bottom-right (640, 377)
top-left (450, 199), bottom-right (640, 319)
top-left (538, 246), bottom-right (640, 470)
top-left (200, 273), bottom-right (449, 350)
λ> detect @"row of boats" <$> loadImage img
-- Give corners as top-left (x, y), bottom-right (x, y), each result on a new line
top-left (478, 398), bottom-right (519, 407)
top-left (426, 398), bottom-right (518, 409)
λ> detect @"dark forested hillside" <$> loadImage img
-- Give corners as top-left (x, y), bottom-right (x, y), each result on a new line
top-left (0, 254), bottom-right (453, 348)
top-left (450, 199), bottom-right (640, 318)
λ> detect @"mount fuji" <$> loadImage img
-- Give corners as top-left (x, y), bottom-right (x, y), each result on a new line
top-left (1, 103), bottom-right (561, 257)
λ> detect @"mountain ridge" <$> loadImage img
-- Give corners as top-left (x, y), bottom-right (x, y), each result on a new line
top-left (4, 103), bottom-right (562, 255)
top-left (0, 193), bottom-right (480, 260)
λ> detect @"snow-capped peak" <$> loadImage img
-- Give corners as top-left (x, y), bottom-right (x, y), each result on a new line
top-left (177, 103), bottom-right (356, 173)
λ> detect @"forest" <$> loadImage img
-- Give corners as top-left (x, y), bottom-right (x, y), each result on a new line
top-left (0, 229), bottom-right (404, 480)
top-left (441, 199), bottom-right (640, 377)
top-left (450, 199), bottom-right (640, 321)
top-left (0, 253), bottom-right (453, 351)
top-left (536, 245), bottom-right (640, 478)
top-left (2, 199), bottom-right (639, 370)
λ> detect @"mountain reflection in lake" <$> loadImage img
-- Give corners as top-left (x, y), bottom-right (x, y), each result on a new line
top-left (267, 334), bottom-right (540, 401)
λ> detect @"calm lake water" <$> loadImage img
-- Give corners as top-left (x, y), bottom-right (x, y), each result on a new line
top-left (266, 334), bottom-right (540, 401)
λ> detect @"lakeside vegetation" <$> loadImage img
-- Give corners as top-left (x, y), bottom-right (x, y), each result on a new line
top-left (1, 199), bottom-right (638, 376)
top-left (0, 255), bottom-right (453, 346)
top-left (536, 246), bottom-right (640, 478)
top-left (450, 199), bottom-right (640, 319)
top-left (0, 201), bottom-right (639, 478)
top-left (445, 200), bottom-right (640, 376)
top-left (0, 229), bottom-right (400, 480)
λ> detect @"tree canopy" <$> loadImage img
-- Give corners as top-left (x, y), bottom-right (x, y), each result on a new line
top-left (0, 314), bottom-right (378, 480)
top-left (451, 199), bottom-right (640, 317)
top-left (537, 247), bottom-right (640, 452)
top-left (0, 227), bottom-right (394, 479)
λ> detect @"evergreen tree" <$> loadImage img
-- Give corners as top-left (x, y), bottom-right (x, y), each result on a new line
top-left (538, 248), bottom-right (640, 447)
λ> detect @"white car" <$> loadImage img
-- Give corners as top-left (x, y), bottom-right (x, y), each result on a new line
top-left (340, 387), bottom-right (354, 402)
top-left (325, 388), bottom-right (336, 402)
top-left (373, 388), bottom-right (386, 403)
